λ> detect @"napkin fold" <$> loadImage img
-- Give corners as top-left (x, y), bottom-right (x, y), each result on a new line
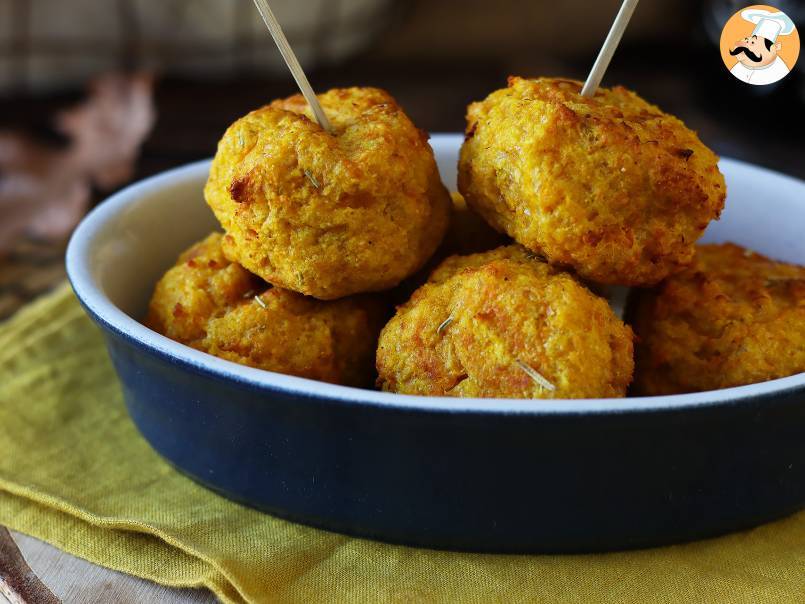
top-left (0, 283), bottom-right (802, 604)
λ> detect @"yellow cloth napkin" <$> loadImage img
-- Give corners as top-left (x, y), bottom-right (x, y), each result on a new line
top-left (0, 283), bottom-right (803, 604)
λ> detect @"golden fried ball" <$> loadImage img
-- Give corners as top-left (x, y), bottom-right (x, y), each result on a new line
top-left (630, 243), bottom-right (805, 395)
top-left (145, 233), bottom-right (385, 387)
top-left (376, 245), bottom-right (634, 399)
top-left (205, 87), bottom-right (451, 300)
top-left (144, 232), bottom-right (261, 346)
top-left (203, 288), bottom-right (384, 388)
top-left (458, 77), bottom-right (726, 286)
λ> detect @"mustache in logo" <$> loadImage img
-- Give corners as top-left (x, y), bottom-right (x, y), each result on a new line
top-left (730, 46), bottom-right (763, 62)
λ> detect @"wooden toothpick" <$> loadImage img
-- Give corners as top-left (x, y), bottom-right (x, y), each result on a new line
top-left (251, 0), bottom-right (333, 133)
top-left (581, 0), bottom-right (640, 97)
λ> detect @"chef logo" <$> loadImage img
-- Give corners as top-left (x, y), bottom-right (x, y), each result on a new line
top-left (720, 5), bottom-right (799, 85)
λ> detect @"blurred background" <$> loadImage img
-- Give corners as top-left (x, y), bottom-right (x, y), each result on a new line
top-left (0, 0), bottom-right (803, 317)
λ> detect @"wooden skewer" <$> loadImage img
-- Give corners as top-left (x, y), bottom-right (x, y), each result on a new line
top-left (251, 0), bottom-right (333, 133)
top-left (581, 0), bottom-right (640, 97)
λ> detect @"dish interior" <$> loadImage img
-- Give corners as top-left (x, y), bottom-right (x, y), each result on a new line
top-left (67, 133), bottom-right (805, 410)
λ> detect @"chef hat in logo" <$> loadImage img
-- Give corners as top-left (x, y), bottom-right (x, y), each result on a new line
top-left (741, 9), bottom-right (796, 43)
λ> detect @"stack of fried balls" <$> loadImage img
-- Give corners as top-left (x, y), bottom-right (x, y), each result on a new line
top-left (145, 78), bottom-right (805, 398)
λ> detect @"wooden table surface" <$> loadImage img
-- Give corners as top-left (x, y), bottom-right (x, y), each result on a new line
top-left (5, 532), bottom-right (215, 604)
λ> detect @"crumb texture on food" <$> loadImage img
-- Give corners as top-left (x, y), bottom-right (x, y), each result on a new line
top-left (630, 243), bottom-right (805, 395)
top-left (145, 233), bottom-right (385, 387)
top-left (205, 86), bottom-right (451, 300)
top-left (458, 77), bottom-right (726, 286)
top-left (377, 245), bottom-right (634, 399)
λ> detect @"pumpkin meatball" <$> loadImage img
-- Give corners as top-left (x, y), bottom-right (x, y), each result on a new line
top-left (458, 77), bottom-right (726, 286)
top-left (205, 87), bottom-right (451, 300)
top-left (145, 233), bottom-right (385, 387)
top-left (376, 245), bottom-right (634, 399)
top-left (630, 243), bottom-right (805, 395)
top-left (144, 232), bottom-right (261, 346)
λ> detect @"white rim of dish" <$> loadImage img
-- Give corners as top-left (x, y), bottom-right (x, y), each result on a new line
top-left (65, 134), bottom-right (805, 415)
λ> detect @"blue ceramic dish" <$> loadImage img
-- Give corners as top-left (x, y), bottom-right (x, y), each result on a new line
top-left (66, 134), bottom-right (805, 553)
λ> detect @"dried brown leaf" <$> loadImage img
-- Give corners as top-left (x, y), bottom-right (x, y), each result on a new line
top-left (0, 134), bottom-right (87, 252)
top-left (0, 73), bottom-right (155, 255)
top-left (57, 73), bottom-right (155, 189)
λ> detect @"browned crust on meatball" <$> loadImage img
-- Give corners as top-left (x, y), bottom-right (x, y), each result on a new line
top-left (458, 76), bottom-right (726, 286)
top-left (145, 233), bottom-right (386, 387)
top-left (205, 87), bottom-right (451, 299)
top-left (377, 245), bottom-right (634, 399)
